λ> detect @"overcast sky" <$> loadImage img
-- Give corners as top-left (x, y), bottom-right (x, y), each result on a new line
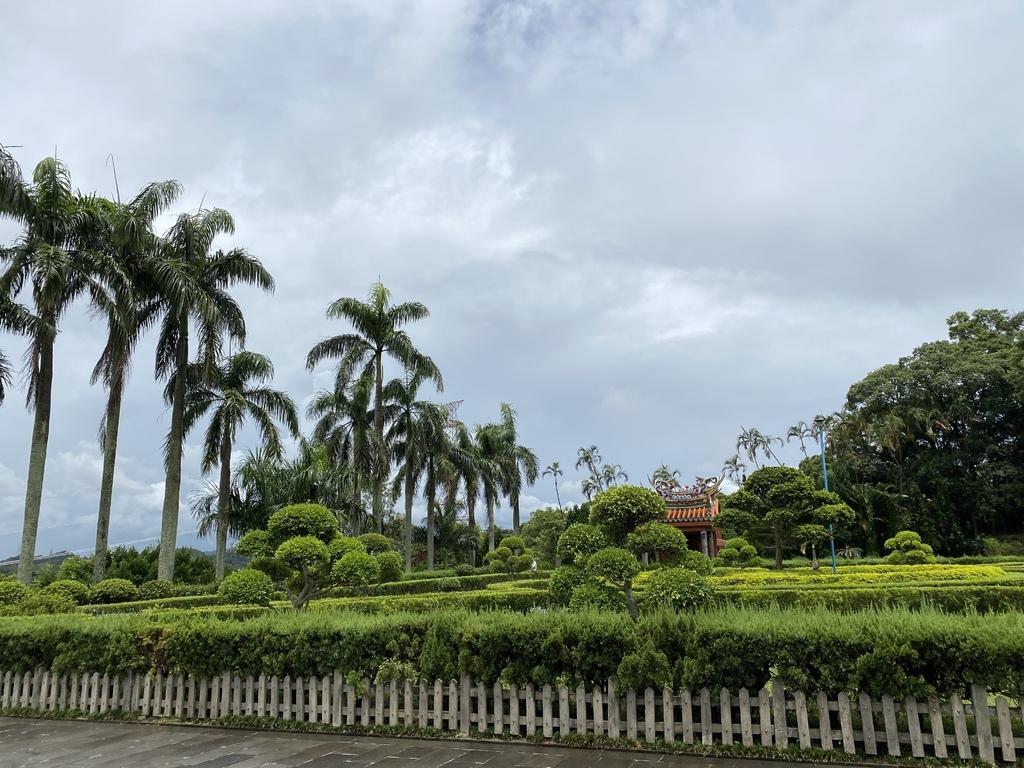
top-left (1, 0), bottom-right (1022, 560)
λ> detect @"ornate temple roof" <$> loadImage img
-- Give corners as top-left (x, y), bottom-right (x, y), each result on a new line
top-left (650, 475), bottom-right (723, 524)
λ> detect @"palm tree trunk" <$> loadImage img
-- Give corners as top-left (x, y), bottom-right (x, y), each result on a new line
top-left (215, 432), bottom-right (232, 582)
top-left (512, 491), bottom-right (520, 533)
top-left (92, 381), bottom-right (123, 584)
top-left (403, 463), bottom-right (415, 572)
top-left (158, 331), bottom-right (188, 581)
top-left (487, 497), bottom-right (495, 552)
top-left (351, 474), bottom-right (361, 537)
top-left (426, 468), bottom-right (436, 571)
top-left (467, 493), bottom-right (477, 567)
top-left (16, 334), bottom-right (54, 585)
top-left (554, 479), bottom-right (561, 511)
top-left (372, 350), bottom-right (385, 531)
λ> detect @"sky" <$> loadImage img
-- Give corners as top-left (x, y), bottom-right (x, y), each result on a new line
top-left (1, 0), bottom-right (1022, 561)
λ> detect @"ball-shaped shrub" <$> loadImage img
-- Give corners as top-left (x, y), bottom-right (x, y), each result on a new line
top-left (567, 582), bottom-right (626, 613)
top-left (498, 536), bottom-right (526, 554)
top-left (18, 591), bottom-right (77, 615)
top-left (332, 551), bottom-right (380, 589)
top-left (237, 530), bottom-right (273, 559)
top-left (357, 533), bottom-right (392, 555)
top-left (275, 537), bottom-right (331, 572)
top-left (267, 503), bottom-right (338, 545)
top-left (138, 579), bottom-right (175, 600)
top-left (0, 580), bottom-right (29, 606)
top-left (328, 535), bottom-right (366, 561)
top-left (89, 578), bottom-right (140, 605)
top-left (218, 569), bottom-right (274, 606)
top-left (549, 565), bottom-right (587, 605)
top-left (376, 551), bottom-right (403, 584)
top-left (589, 485), bottom-right (667, 544)
top-left (556, 524), bottom-right (608, 566)
top-left (679, 549), bottom-right (714, 576)
top-left (42, 579), bottom-right (90, 605)
top-left (454, 564), bottom-right (474, 577)
top-left (885, 530), bottom-right (936, 565)
top-left (643, 567), bottom-right (717, 613)
top-left (438, 577), bottom-right (461, 592)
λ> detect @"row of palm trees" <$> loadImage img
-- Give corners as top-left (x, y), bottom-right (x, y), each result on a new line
top-left (0, 148), bottom-right (541, 583)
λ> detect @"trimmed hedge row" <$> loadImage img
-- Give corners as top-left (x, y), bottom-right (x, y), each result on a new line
top-left (80, 594), bottom-right (223, 615)
top-left (717, 583), bottom-right (1024, 613)
top-left (331, 571), bottom-right (550, 597)
top-left (308, 586), bottom-right (552, 614)
top-left (710, 564), bottom-right (1007, 586)
top-left (1, 607), bottom-right (1022, 700)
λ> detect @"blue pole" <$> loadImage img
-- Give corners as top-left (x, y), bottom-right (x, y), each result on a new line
top-left (818, 424), bottom-right (837, 574)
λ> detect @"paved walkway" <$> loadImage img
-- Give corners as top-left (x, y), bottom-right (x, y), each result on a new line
top-left (0, 718), bottom-right (791, 768)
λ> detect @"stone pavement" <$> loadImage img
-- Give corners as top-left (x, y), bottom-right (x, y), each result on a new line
top-left (0, 717), bottom-right (791, 768)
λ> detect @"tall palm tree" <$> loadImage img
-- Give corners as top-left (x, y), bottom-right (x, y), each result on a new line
top-left (786, 420), bottom-right (815, 457)
top-left (306, 282), bottom-right (442, 533)
top-left (417, 404), bottom-right (456, 569)
top-left (722, 454), bottom-right (747, 485)
top-left (150, 208), bottom-right (273, 580)
top-left (0, 150), bottom-right (118, 584)
top-left (386, 369), bottom-right (438, 571)
top-left (182, 350), bottom-right (299, 580)
top-left (575, 444), bottom-right (607, 500)
top-left (474, 421), bottom-right (506, 551)
top-left (601, 462), bottom-right (628, 488)
top-left (493, 403), bottom-right (538, 532)
top-left (308, 373), bottom-right (377, 534)
top-left (90, 179), bottom-right (182, 583)
top-left (542, 461), bottom-right (563, 510)
top-left (453, 421), bottom-right (483, 566)
top-left (0, 347), bottom-right (10, 405)
top-left (190, 446), bottom-right (292, 539)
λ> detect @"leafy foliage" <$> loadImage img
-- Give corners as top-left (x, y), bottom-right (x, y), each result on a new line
top-left (641, 568), bottom-right (717, 613)
top-left (588, 485), bottom-right (666, 545)
top-left (713, 537), bottom-right (766, 569)
top-left (217, 569), bottom-right (274, 606)
top-left (884, 530), bottom-right (937, 564)
top-left (89, 578), bottom-right (140, 604)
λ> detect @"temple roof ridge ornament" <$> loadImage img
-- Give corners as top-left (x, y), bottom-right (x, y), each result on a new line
top-left (649, 474), bottom-right (723, 508)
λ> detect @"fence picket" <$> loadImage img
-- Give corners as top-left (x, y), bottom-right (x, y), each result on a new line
top-left (927, 696), bottom-right (947, 759)
top-left (837, 692), bottom-right (855, 754)
top-left (576, 685), bottom-right (587, 736)
top-left (719, 688), bottom-right (733, 746)
top-left (905, 696), bottom-right (924, 757)
top-left (626, 688), bottom-right (637, 740)
top-left (559, 685), bottom-right (570, 736)
top-left (881, 695), bottom-right (901, 756)
top-left (950, 693), bottom-right (971, 759)
top-left (772, 682), bottom-right (787, 748)
top-left (757, 687), bottom-right (772, 746)
top-left (476, 680), bottom-right (487, 732)
top-left (592, 686), bottom-right (604, 737)
top-left (607, 677), bottom-right (620, 738)
top-left (680, 688), bottom-right (693, 743)
top-left (995, 696), bottom-right (1015, 763)
top-left (795, 691), bottom-right (811, 749)
top-left (524, 683), bottom-right (536, 736)
top-left (971, 685), bottom-right (995, 765)
top-left (645, 688), bottom-right (656, 743)
top-left (460, 676), bottom-right (470, 736)
top-left (816, 692), bottom-right (833, 750)
top-left (699, 688), bottom-right (712, 746)
top-left (858, 692), bottom-right (877, 755)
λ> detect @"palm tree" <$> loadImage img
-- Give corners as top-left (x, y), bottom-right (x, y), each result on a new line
top-left (0, 347), bottom-right (10, 405)
top-left (182, 350), bottom-right (299, 580)
top-left (386, 369), bottom-right (442, 571)
top-left (542, 461), bottom-right (563, 510)
top-left (306, 282), bottom-right (442, 533)
top-left (736, 426), bottom-right (784, 469)
top-left (190, 446), bottom-right (292, 539)
top-left (417, 404), bottom-right (456, 569)
top-left (150, 208), bottom-right (273, 580)
top-left (453, 421), bottom-right (483, 566)
top-left (0, 150), bottom-right (117, 584)
top-left (474, 422), bottom-right (506, 551)
top-left (576, 445), bottom-right (606, 500)
top-left (308, 374), bottom-right (377, 534)
top-left (600, 463), bottom-right (628, 488)
top-left (89, 179), bottom-right (182, 583)
top-left (722, 454), bottom-right (747, 485)
top-left (494, 403), bottom-right (538, 532)
top-left (786, 421), bottom-right (815, 457)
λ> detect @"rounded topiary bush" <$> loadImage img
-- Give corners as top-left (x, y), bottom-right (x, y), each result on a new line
top-left (218, 569), bottom-right (274, 606)
top-left (18, 591), bottom-right (77, 615)
top-left (549, 565), bottom-right (587, 605)
top-left (642, 567), bottom-right (717, 613)
top-left (358, 533), bottom-right (392, 555)
top-left (885, 530), bottom-right (937, 565)
top-left (567, 582), bottom-right (626, 613)
top-left (332, 551), bottom-right (380, 590)
top-left (267, 503), bottom-right (338, 545)
top-left (437, 577), bottom-right (461, 592)
top-left (139, 579), bottom-right (175, 600)
top-left (89, 578), bottom-right (140, 605)
top-left (328, 535), bottom-right (366, 561)
top-left (0, 580), bottom-right (29, 606)
top-left (376, 551), bottom-right (403, 584)
top-left (42, 579), bottom-right (90, 605)
top-left (454, 564), bottom-right (474, 577)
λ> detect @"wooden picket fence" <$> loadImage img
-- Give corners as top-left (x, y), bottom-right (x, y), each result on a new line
top-left (2, 668), bottom-right (1022, 764)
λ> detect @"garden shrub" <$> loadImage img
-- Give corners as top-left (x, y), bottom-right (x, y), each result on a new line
top-left (55, 555), bottom-right (93, 584)
top-left (437, 577), bottom-right (461, 592)
top-left (641, 568), bottom-right (717, 613)
top-left (41, 579), bottom-right (90, 605)
top-left (138, 579), bottom-right (175, 600)
top-left (549, 566), bottom-right (587, 605)
top-left (556, 524), bottom-right (607, 566)
top-left (332, 551), bottom-right (380, 592)
top-left (357, 533), bottom-right (392, 555)
top-left (89, 578), bottom-right (140, 604)
top-left (0, 580), bottom-right (29, 606)
top-left (713, 537), bottom-right (765, 569)
top-left (454, 564), bottom-right (474, 577)
top-left (218, 569), bottom-right (274, 606)
top-left (567, 582), bottom-right (625, 613)
top-left (589, 485), bottom-right (666, 544)
top-left (616, 639), bottom-right (672, 691)
top-left (16, 592), bottom-right (77, 615)
top-left (885, 530), bottom-right (937, 564)
top-left (267, 503), bottom-right (338, 545)
top-left (376, 552), bottom-right (403, 584)
top-left (679, 549), bottom-right (713, 576)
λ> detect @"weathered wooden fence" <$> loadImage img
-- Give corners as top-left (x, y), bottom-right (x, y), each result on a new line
top-left (2, 669), bottom-right (1022, 764)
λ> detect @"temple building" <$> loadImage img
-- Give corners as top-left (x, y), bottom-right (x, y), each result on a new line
top-left (650, 475), bottom-right (725, 557)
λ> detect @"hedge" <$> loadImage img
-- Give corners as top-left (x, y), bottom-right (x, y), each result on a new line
top-left (337, 571), bottom-right (551, 597)
top-left (80, 594), bottom-right (223, 614)
top-left (709, 564), bottom-right (1008, 586)
top-left (1, 607), bottom-right (1022, 700)
top-left (717, 583), bottom-right (1024, 613)
top-left (307, 586), bottom-right (552, 615)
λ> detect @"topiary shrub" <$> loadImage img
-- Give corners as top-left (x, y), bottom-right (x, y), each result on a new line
top-left (218, 569), bottom-right (275, 606)
top-left (332, 551), bottom-right (380, 593)
top-left (885, 530), bottom-right (937, 565)
top-left (376, 551), bottom-right (403, 584)
top-left (567, 582), bottom-right (626, 613)
top-left (556, 524), bottom-right (608, 565)
top-left (328, 536), bottom-right (366, 560)
top-left (713, 537), bottom-right (765, 569)
top-left (0, 580), bottom-right (29, 606)
top-left (358, 533), bottom-right (392, 555)
top-left (589, 485), bottom-right (667, 545)
top-left (549, 565), bottom-right (587, 605)
top-left (642, 568), bottom-right (717, 613)
top-left (138, 579), bottom-right (175, 600)
top-left (679, 549), bottom-right (713, 576)
top-left (438, 577), bottom-right (461, 592)
top-left (55, 555), bottom-right (93, 584)
top-left (42, 579), bottom-right (90, 605)
top-left (267, 503), bottom-right (338, 545)
top-left (616, 639), bottom-right (672, 691)
top-left (89, 578), bottom-right (140, 605)
top-left (17, 591), bottom-right (77, 615)
top-left (454, 564), bottom-right (474, 577)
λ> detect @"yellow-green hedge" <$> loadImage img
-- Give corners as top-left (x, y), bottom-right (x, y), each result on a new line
top-left (710, 564), bottom-right (1006, 587)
